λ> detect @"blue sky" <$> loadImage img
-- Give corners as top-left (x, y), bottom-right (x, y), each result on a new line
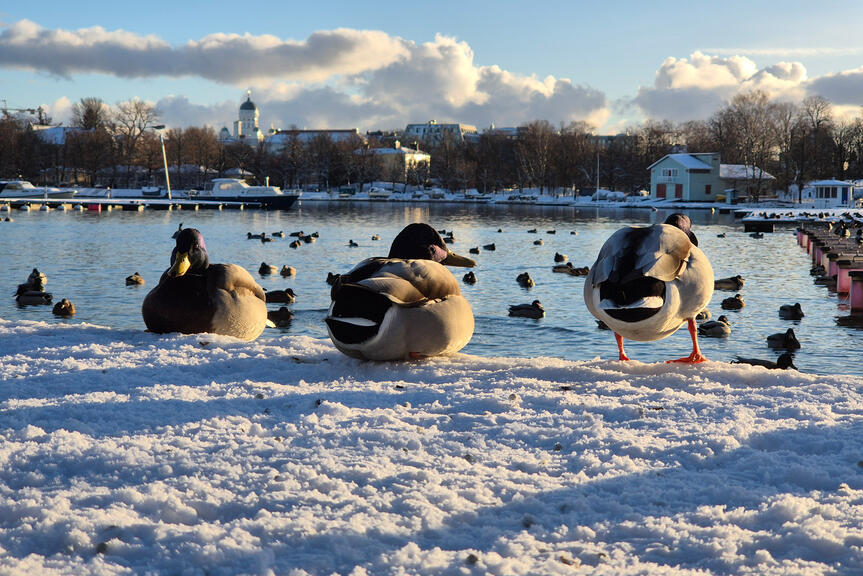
top-left (2, 0), bottom-right (862, 132)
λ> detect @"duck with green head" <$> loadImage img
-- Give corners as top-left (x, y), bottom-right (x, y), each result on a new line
top-left (142, 228), bottom-right (267, 340)
top-left (326, 223), bottom-right (476, 360)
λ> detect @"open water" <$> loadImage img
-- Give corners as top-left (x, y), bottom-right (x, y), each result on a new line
top-left (2, 201), bottom-right (859, 375)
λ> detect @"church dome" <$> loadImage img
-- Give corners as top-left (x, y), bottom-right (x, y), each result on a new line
top-left (240, 96), bottom-right (257, 112)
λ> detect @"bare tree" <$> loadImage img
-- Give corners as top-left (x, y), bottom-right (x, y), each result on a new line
top-left (113, 99), bottom-right (159, 186)
top-left (71, 97), bottom-right (110, 130)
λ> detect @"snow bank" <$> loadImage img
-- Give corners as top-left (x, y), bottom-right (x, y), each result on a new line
top-left (1, 319), bottom-right (862, 575)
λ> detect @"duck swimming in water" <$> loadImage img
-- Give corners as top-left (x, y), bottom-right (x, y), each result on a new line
top-left (509, 300), bottom-right (545, 319)
top-left (142, 228), bottom-right (268, 341)
top-left (325, 223), bottom-right (476, 360)
top-left (584, 213), bottom-right (714, 363)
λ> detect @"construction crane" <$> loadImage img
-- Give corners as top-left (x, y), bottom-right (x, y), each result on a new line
top-left (1, 99), bottom-right (37, 117)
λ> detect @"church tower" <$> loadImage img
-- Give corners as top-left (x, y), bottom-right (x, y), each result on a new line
top-left (233, 90), bottom-right (262, 144)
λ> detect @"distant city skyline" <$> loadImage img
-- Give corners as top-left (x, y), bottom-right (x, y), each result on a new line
top-left (2, 1), bottom-right (863, 133)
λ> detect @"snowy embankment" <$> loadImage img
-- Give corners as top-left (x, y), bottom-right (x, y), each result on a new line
top-left (1, 319), bottom-right (862, 575)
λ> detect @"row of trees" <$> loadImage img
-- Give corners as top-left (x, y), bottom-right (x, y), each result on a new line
top-left (1, 92), bottom-right (861, 199)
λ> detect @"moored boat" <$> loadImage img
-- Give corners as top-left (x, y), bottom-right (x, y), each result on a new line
top-left (190, 178), bottom-right (300, 210)
top-left (0, 180), bottom-right (78, 200)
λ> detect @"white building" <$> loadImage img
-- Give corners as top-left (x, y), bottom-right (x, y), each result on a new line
top-left (219, 92), bottom-right (263, 146)
top-left (404, 120), bottom-right (477, 144)
top-left (809, 179), bottom-right (855, 208)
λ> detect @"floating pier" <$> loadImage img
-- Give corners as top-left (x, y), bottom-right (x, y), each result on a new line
top-left (796, 220), bottom-right (863, 321)
top-left (0, 197), bottom-right (257, 212)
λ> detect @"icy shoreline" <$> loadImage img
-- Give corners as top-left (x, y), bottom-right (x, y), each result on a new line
top-left (1, 319), bottom-right (862, 575)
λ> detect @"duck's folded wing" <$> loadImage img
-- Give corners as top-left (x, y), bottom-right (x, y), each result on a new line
top-left (209, 264), bottom-right (266, 302)
top-left (592, 224), bottom-right (692, 286)
top-left (355, 276), bottom-right (426, 304)
top-left (635, 225), bottom-right (692, 281)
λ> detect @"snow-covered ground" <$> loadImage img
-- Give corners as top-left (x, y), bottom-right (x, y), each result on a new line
top-left (2, 318), bottom-right (862, 575)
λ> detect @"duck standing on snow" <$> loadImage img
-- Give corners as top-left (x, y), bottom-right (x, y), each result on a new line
top-left (326, 223), bottom-right (476, 360)
top-left (584, 213), bottom-right (714, 363)
top-left (733, 353), bottom-right (797, 370)
top-left (142, 228), bottom-right (268, 341)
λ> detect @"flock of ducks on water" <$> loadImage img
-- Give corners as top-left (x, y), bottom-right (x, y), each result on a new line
top-left (12, 214), bottom-right (807, 369)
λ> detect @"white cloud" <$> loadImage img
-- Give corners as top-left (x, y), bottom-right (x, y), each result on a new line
top-left (0, 20), bottom-right (409, 82)
top-left (0, 21), bottom-right (610, 131)
top-left (635, 51), bottom-right (810, 122)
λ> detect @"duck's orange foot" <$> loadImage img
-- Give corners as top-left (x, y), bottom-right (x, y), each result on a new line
top-left (666, 353), bottom-right (708, 364)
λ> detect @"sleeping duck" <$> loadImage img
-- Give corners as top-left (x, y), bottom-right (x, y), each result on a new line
top-left (509, 300), bottom-right (545, 319)
top-left (779, 302), bottom-right (804, 320)
top-left (767, 328), bottom-right (801, 350)
top-left (142, 228), bottom-right (268, 341)
top-left (325, 223), bottom-right (476, 361)
top-left (697, 315), bottom-right (731, 337)
top-left (584, 213), bottom-right (714, 363)
top-left (714, 275), bottom-right (745, 290)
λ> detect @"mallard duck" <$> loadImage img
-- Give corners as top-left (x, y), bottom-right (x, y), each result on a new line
top-left (517, 272), bottom-right (535, 287)
top-left (142, 228), bottom-right (268, 341)
top-left (265, 288), bottom-right (296, 304)
top-left (697, 315), bottom-right (730, 337)
top-left (733, 353), bottom-right (797, 370)
top-left (247, 232), bottom-right (264, 240)
top-left (533, 239), bottom-right (544, 246)
top-left (371, 234), bottom-right (381, 241)
top-left (348, 240), bottom-right (359, 247)
top-left (16, 290), bottom-right (52, 306)
top-left (695, 308), bottom-right (711, 321)
top-left (469, 247), bottom-right (480, 254)
top-left (267, 306), bottom-right (294, 327)
top-left (714, 275), bottom-right (744, 290)
top-left (258, 262), bottom-right (277, 275)
top-left (779, 302), bottom-right (804, 320)
top-left (463, 271), bottom-right (477, 284)
top-left (767, 328), bottom-right (801, 349)
top-left (553, 262), bottom-right (589, 276)
top-left (52, 298), bottom-right (76, 317)
top-left (325, 223), bottom-right (476, 361)
top-left (509, 300), bottom-right (544, 318)
top-left (554, 252), bottom-right (568, 263)
top-left (483, 243), bottom-right (496, 251)
top-left (126, 272), bottom-right (145, 285)
top-left (272, 231), bottom-right (285, 238)
top-left (721, 294), bottom-right (745, 310)
top-left (584, 213), bottom-right (714, 363)
top-left (714, 275), bottom-right (745, 290)
top-left (280, 265), bottom-right (297, 277)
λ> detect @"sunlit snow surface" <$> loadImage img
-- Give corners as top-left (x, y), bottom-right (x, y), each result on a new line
top-left (1, 319), bottom-right (862, 575)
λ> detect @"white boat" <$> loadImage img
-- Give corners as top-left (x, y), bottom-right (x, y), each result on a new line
top-left (190, 178), bottom-right (300, 210)
top-left (0, 180), bottom-right (78, 199)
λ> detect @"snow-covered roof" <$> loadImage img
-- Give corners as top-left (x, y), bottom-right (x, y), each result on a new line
top-left (809, 179), bottom-right (853, 187)
top-left (720, 164), bottom-right (775, 181)
top-left (647, 153), bottom-right (714, 171)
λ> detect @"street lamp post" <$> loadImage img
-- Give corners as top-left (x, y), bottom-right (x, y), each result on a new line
top-left (151, 125), bottom-right (172, 200)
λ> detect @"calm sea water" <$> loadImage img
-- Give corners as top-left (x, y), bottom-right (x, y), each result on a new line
top-left (2, 201), bottom-right (858, 375)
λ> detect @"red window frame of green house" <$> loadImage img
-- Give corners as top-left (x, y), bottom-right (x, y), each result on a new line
top-left (657, 183), bottom-right (666, 198)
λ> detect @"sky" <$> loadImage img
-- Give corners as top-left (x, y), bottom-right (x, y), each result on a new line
top-left (2, 0), bottom-right (863, 134)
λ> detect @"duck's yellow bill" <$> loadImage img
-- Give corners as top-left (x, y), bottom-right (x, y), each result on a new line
top-left (442, 251), bottom-right (476, 267)
top-left (168, 252), bottom-right (191, 277)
